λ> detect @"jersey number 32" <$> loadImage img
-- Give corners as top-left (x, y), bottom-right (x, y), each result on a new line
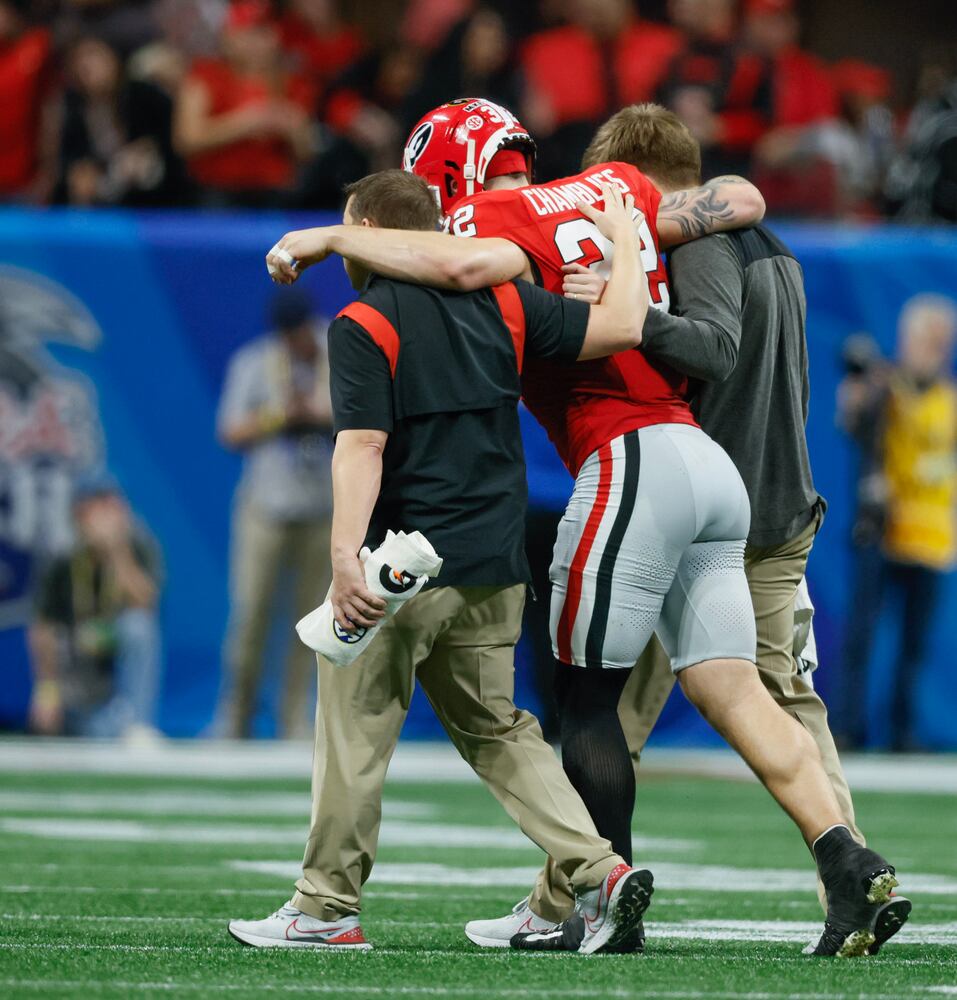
top-left (554, 216), bottom-right (669, 312)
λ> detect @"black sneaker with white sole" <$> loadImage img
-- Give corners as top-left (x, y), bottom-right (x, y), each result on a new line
top-left (511, 914), bottom-right (585, 952)
top-left (512, 866), bottom-right (653, 955)
top-left (511, 915), bottom-right (646, 954)
top-left (809, 825), bottom-right (903, 957)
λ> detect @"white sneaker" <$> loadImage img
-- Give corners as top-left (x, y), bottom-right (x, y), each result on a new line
top-left (228, 902), bottom-right (371, 950)
top-left (577, 864), bottom-right (654, 955)
top-left (464, 896), bottom-right (559, 948)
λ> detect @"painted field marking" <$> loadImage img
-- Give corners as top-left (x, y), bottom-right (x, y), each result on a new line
top-left (1, 912), bottom-right (955, 944)
top-left (0, 885), bottom-right (449, 901)
top-left (0, 816), bottom-right (700, 855)
top-left (228, 859), bottom-right (957, 896)
top-left (1, 740), bottom-right (953, 795)
top-left (0, 790), bottom-right (434, 819)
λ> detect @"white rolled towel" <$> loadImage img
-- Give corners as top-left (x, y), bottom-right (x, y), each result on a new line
top-left (793, 575), bottom-right (819, 687)
top-left (296, 530), bottom-right (443, 667)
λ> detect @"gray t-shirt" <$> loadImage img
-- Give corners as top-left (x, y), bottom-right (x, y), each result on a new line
top-left (218, 333), bottom-right (333, 521)
top-left (641, 226), bottom-right (821, 548)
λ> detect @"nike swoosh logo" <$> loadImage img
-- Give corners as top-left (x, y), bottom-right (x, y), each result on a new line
top-left (287, 918), bottom-right (343, 939)
top-left (582, 881), bottom-right (609, 934)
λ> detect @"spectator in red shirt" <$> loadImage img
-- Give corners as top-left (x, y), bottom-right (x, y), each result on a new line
top-left (174, 0), bottom-right (316, 207)
top-left (278, 0), bottom-right (363, 94)
top-left (0, 0), bottom-right (55, 201)
top-left (744, 0), bottom-right (837, 128)
top-left (521, 0), bottom-right (683, 178)
top-left (658, 0), bottom-right (773, 177)
top-left (745, 0), bottom-right (841, 215)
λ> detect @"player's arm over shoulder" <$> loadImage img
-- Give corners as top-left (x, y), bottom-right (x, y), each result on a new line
top-left (319, 211), bottom-right (530, 293)
top-left (443, 195), bottom-right (535, 290)
top-left (656, 176), bottom-right (766, 249)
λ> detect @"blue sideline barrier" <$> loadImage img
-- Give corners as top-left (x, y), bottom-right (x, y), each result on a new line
top-left (1, 209), bottom-right (955, 748)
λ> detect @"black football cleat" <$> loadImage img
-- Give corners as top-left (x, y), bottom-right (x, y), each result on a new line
top-left (807, 826), bottom-right (903, 957)
top-left (867, 896), bottom-right (912, 955)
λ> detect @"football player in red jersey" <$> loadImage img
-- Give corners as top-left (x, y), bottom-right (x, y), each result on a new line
top-left (266, 100), bottom-right (901, 958)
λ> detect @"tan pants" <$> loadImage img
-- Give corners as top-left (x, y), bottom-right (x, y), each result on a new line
top-left (293, 584), bottom-right (620, 920)
top-left (531, 512), bottom-right (864, 922)
top-left (222, 503), bottom-right (331, 739)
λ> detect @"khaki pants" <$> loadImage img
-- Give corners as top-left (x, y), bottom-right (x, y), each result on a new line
top-left (292, 584), bottom-right (620, 920)
top-left (222, 503), bottom-right (331, 739)
top-left (531, 512), bottom-right (864, 921)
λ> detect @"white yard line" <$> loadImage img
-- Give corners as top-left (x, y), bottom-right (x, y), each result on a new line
top-left (228, 859), bottom-right (957, 896)
top-left (0, 815), bottom-right (700, 855)
top-left (0, 886), bottom-right (446, 901)
top-left (0, 790), bottom-right (433, 819)
top-left (1, 912), bottom-right (955, 945)
top-left (0, 817), bottom-right (522, 849)
top-left (0, 738), bottom-right (954, 793)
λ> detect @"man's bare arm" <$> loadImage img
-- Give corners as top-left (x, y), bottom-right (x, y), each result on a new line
top-left (268, 226), bottom-right (532, 289)
top-left (329, 429), bottom-right (389, 630)
top-left (656, 176), bottom-right (766, 249)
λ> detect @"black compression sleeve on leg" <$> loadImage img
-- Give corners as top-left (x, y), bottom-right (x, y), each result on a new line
top-left (554, 662), bottom-right (635, 865)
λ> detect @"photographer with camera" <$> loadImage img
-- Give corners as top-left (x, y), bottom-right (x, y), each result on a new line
top-left (837, 295), bottom-right (957, 751)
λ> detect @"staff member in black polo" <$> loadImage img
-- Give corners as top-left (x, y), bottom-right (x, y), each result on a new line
top-left (229, 170), bottom-right (655, 953)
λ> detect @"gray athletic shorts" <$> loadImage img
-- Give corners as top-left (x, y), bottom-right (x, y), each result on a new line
top-left (549, 424), bottom-right (756, 671)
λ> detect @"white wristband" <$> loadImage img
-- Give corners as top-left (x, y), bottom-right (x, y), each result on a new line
top-left (267, 244), bottom-right (298, 276)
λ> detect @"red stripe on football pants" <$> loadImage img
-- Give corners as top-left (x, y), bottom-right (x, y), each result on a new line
top-left (556, 442), bottom-right (614, 664)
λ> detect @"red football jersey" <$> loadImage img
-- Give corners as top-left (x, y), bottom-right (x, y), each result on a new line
top-left (449, 161), bottom-right (697, 476)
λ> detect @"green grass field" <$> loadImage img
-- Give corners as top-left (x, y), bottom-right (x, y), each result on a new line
top-left (1, 743), bottom-right (955, 999)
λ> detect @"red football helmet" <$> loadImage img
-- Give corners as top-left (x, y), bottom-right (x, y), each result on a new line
top-left (403, 98), bottom-right (536, 217)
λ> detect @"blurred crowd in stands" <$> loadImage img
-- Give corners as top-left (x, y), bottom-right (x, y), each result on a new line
top-left (2, 0), bottom-right (957, 219)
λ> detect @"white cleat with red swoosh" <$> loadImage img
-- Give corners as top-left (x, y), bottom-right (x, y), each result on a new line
top-left (465, 897), bottom-right (560, 948)
top-left (577, 864), bottom-right (655, 956)
top-left (228, 903), bottom-right (372, 950)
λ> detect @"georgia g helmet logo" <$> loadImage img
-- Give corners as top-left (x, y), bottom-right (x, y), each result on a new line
top-left (333, 620), bottom-right (368, 644)
top-left (402, 98), bottom-right (535, 217)
top-left (403, 121), bottom-right (434, 172)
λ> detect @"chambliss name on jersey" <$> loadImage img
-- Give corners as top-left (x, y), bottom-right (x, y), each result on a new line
top-left (448, 161), bottom-right (697, 476)
top-left (518, 167), bottom-right (631, 217)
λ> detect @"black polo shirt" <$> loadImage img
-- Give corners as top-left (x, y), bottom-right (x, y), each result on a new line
top-left (328, 276), bottom-right (589, 587)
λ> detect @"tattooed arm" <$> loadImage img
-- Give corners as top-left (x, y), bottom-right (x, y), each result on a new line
top-left (656, 176), bottom-right (765, 249)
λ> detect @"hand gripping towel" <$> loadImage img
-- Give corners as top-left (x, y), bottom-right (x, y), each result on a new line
top-left (295, 530), bottom-right (443, 667)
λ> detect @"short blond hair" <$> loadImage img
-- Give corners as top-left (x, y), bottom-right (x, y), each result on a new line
top-left (583, 104), bottom-right (702, 189)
